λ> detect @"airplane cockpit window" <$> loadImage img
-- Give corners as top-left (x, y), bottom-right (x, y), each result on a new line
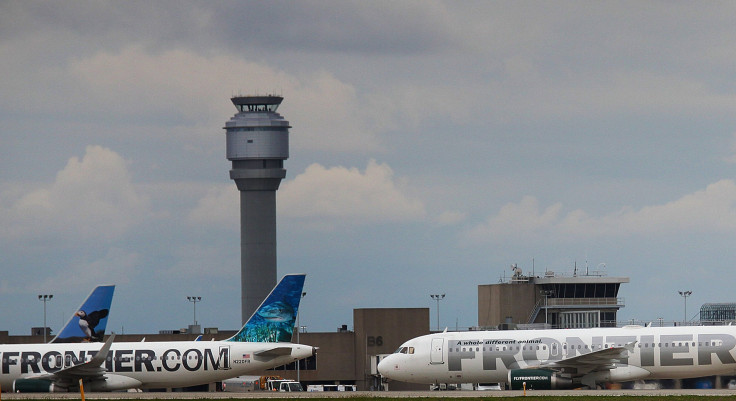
top-left (408, 347), bottom-right (415, 354)
top-left (394, 347), bottom-right (409, 354)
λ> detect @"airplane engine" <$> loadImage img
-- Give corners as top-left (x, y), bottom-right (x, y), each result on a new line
top-left (507, 369), bottom-right (573, 390)
top-left (580, 365), bottom-right (651, 387)
top-left (13, 379), bottom-right (66, 393)
top-left (83, 375), bottom-right (143, 391)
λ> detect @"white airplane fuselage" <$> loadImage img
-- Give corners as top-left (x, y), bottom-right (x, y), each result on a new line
top-left (378, 325), bottom-right (736, 386)
top-left (0, 340), bottom-right (313, 391)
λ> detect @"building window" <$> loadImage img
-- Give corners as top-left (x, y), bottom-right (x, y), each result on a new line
top-left (558, 311), bottom-right (600, 329)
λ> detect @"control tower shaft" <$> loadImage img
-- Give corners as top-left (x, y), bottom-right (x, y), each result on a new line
top-left (224, 96), bottom-right (290, 324)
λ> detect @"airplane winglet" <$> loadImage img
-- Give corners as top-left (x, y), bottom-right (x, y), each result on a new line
top-left (90, 333), bottom-right (116, 366)
top-left (49, 334), bottom-right (117, 379)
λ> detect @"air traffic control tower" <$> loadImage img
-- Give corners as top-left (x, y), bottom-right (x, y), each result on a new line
top-left (224, 95), bottom-right (290, 324)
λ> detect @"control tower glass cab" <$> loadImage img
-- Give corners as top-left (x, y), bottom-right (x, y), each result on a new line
top-left (224, 95), bottom-right (291, 324)
top-left (233, 96), bottom-right (282, 113)
top-left (225, 96), bottom-right (290, 176)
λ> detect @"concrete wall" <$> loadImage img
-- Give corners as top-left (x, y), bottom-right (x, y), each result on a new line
top-left (353, 308), bottom-right (430, 390)
top-left (478, 283), bottom-right (537, 327)
top-left (280, 331), bottom-right (356, 383)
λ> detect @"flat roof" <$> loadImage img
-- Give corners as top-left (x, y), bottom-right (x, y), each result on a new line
top-left (532, 276), bottom-right (630, 284)
top-left (231, 96), bottom-right (283, 105)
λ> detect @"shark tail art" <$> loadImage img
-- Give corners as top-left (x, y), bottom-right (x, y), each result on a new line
top-left (227, 274), bottom-right (305, 343)
top-left (50, 285), bottom-right (115, 343)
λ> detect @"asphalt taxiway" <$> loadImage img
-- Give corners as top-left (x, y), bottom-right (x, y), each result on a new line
top-left (4, 390), bottom-right (736, 399)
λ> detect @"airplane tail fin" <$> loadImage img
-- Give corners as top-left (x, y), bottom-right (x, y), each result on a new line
top-left (226, 274), bottom-right (305, 343)
top-left (50, 285), bottom-right (115, 343)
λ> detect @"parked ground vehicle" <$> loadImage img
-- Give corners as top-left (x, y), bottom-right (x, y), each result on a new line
top-left (307, 384), bottom-right (357, 391)
top-left (260, 376), bottom-right (303, 392)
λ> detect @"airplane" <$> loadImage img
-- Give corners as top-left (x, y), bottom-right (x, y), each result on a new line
top-left (377, 324), bottom-right (736, 389)
top-left (2, 274), bottom-right (315, 392)
top-left (50, 285), bottom-right (115, 343)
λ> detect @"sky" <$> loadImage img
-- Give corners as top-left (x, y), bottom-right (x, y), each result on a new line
top-left (2, 1), bottom-right (736, 336)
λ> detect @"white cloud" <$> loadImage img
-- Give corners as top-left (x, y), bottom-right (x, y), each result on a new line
top-left (467, 180), bottom-right (736, 242)
top-left (4, 45), bottom-right (385, 154)
top-left (188, 160), bottom-right (426, 230)
top-left (67, 46), bottom-right (281, 125)
top-left (434, 210), bottom-right (467, 226)
top-left (285, 71), bottom-right (383, 153)
top-left (187, 185), bottom-right (238, 226)
top-left (466, 196), bottom-right (563, 241)
top-left (36, 248), bottom-right (140, 293)
top-left (575, 179), bottom-right (736, 236)
top-left (0, 145), bottom-right (149, 242)
top-left (279, 160), bottom-right (426, 228)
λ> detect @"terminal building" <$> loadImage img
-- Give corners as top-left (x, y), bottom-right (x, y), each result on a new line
top-left (700, 303), bottom-right (736, 325)
top-left (478, 265), bottom-right (629, 330)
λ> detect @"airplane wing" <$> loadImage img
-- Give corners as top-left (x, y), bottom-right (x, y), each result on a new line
top-left (531, 341), bottom-right (636, 375)
top-left (16, 334), bottom-right (145, 392)
top-left (56, 333), bottom-right (115, 379)
top-left (24, 334), bottom-right (115, 384)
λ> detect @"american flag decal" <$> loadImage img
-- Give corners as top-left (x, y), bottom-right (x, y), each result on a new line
top-left (243, 354), bottom-right (250, 358)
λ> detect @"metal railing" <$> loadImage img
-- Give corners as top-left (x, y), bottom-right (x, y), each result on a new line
top-left (546, 297), bottom-right (625, 307)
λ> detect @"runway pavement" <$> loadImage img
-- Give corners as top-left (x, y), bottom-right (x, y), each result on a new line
top-left (3, 390), bottom-right (736, 399)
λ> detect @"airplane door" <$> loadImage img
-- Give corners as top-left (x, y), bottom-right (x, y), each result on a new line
top-left (430, 338), bottom-right (444, 364)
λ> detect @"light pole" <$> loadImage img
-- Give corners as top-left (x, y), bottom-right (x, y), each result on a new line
top-left (430, 294), bottom-right (445, 331)
top-left (187, 296), bottom-right (201, 326)
top-left (678, 290), bottom-right (692, 325)
top-left (38, 294), bottom-right (53, 342)
top-left (297, 292), bottom-right (306, 382)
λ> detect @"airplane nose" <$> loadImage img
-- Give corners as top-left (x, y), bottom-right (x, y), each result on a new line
top-left (377, 356), bottom-right (392, 376)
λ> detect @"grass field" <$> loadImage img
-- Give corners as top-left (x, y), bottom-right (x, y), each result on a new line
top-left (8, 397), bottom-right (736, 401)
top-left (193, 394), bottom-right (736, 401)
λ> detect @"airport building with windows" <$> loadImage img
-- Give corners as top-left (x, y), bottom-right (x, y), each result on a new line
top-left (700, 303), bottom-right (736, 325)
top-left (478, 265), bottom-right (629, 330)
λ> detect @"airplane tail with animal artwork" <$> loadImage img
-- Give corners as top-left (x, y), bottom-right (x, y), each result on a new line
top-left (50, 285), bottom-right (115, 343)
top-left (226, 274), bottom-right (305, 343)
